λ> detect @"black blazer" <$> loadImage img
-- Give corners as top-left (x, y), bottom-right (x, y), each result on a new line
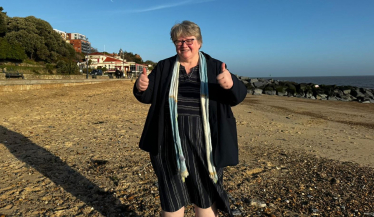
top-left (133, 52), bottom-right (247, 168)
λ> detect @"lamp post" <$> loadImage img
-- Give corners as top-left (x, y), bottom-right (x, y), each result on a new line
top-left (122, 59), bottom-right (124, 79)
top-left (85, 55), bottom-right (88, 79)
top-left (119, 49), bottom-right (124, 79)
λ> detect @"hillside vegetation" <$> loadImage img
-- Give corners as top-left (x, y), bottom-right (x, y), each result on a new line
top-left (0, 7), bottom-right (82, 74)
top-left (0, 7), bottom-right (156, 75)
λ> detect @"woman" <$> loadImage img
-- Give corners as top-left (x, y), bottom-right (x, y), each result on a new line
top-left (133, 20), bottom-right (247, 217)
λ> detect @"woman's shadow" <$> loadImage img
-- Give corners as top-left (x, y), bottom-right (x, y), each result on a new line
top-left (1, 125), bottom-right (139, 217)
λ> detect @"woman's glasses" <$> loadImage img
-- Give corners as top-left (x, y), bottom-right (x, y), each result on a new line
top-left (174, 39), bottom-right (195, 46)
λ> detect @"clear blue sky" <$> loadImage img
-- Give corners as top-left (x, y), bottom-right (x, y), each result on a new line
top-left (2, 0), bottom-right (374, 77)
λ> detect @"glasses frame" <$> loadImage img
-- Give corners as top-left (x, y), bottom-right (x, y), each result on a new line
top-left (174, 39), bottom-right (195, 46)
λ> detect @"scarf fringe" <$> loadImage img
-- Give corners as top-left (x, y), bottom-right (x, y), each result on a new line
top-left (209, 172), bottom-right (218, 183)
top-left (181, 170), bottom-right (189, 182)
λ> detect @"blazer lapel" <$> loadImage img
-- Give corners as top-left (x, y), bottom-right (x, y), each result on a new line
top-left (162, 56), bottom-right (176, 99)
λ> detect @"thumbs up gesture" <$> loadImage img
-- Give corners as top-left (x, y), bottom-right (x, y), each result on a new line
top-left (136, 68), bottom-right (149, 92)
top-left (217, 63), bottom-right (233, 89)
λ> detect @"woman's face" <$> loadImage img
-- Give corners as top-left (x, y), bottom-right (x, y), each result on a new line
top-left (175, 36), bottom-right (201, 62)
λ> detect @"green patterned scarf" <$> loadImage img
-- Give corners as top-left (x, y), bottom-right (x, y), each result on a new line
top-left (168, 52), bottom-right (218, 183)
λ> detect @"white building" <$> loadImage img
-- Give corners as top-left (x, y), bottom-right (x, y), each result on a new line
top-left (82, 52), bottom-right (147, 76)
top-left (67, 33), bottom-right (88, 41)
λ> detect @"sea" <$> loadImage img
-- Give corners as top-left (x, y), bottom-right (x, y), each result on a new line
top-left (258, 75), bottom-right (374, 89)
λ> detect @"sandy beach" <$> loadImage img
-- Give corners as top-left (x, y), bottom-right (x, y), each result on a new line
top-left (1, 80), bottom-right (373, 216)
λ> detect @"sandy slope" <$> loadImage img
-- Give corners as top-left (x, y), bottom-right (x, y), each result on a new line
top-left (235, 94), bottom-right (374, 168)
top-left (0, 80), bottom-right (373, 216)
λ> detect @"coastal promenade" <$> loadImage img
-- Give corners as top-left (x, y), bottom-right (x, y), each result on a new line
top-left (0, 80), bottom-right (373, 216)
top-left (0, 77), bottom-right (122, 92)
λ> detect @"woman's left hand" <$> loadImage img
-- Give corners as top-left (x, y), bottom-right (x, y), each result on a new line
top-left (217, 63), bottom-right (233, 89)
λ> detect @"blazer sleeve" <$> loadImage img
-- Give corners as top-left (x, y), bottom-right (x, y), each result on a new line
top-left (215, 64), bottom-right (247, 106)
top-left (224, 73), bottom-right (248, 106)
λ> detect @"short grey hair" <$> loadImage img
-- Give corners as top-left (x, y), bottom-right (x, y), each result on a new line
top-left (170, 20), bottom-right (202, 46)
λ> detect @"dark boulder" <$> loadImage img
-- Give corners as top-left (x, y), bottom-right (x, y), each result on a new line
top-left (263, 85), bottom-right (276, 95)
top-left (275, 85), bottom-right (287, 96)
top-left (350, 88), bottom-right (365, 98)
top-left (253, 81), bottom-right (267, 88)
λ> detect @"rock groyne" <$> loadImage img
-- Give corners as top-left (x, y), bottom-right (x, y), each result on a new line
top-left (238, 76), bottom-right (374, 103)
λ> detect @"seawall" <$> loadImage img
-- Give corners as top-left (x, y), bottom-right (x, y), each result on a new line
top-left (0, 74), bottom-right (110, 80)
top-left (0, 73), bottom-right (122, 92)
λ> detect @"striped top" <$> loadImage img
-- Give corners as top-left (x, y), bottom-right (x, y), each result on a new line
top-left (166, 64), bottom-right (201, 116)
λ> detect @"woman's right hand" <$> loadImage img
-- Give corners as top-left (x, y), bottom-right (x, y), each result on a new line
top-left (136, 68), bottom-right (149, 92)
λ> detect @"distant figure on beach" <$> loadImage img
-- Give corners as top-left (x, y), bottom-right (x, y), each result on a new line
top-left (115, 69), bottom-right (121, 79)
top-left (133, 20), bottom-right (247, 217)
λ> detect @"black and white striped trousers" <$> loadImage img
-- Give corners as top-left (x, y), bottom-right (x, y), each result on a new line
top-left (150, 115), bottom-right (231, 215)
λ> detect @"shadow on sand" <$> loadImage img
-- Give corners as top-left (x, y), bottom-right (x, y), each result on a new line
top-left (1, 125), bottom-right (139, 217)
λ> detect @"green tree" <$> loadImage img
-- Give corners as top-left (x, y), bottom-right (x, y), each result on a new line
top-left (6, 30), bottom-right (38, 59)
top-left (7, 41), bottom-right (27, 61)
top-left (56, 60), bottom-right (79, 75)
top-left (0, 38), bottom-right (7, 60)
top-left (122, 51), bottom-right (141, 63)
top-left (133, 54), bottom-right (142, 64)
top-left (0, 7), bottom-right (7, 37)
top-left (0, 37), bottom-right (26, 61)
top-left (5, 15), bottom-right (76, 62)
top-left (65, 61), bottom-right (79, 74)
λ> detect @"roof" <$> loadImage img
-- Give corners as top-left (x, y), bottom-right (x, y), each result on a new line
top-left (103, 57), bottom-right (123, 62)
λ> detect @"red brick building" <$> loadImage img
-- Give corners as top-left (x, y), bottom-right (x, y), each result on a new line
top-left (69, 39), bottom-right (91, 53)
top-left (67, 33), bottom-right (91, 53)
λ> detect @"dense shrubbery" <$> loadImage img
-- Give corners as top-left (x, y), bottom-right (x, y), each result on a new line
top-left (0, 37), bottom-right (26, 61)
top-left (120, 51), bottom-right (142, 64)
top-left (5, 16), bottom-right (76, 62)
top-left (0, 7), bottom-right (6, 37)
top-left (45, 63), bottom-right (54, 74)
top-left (0, 7), bottom-right (77, 65)
top-left (56, 60), bottom-right (80, 75)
